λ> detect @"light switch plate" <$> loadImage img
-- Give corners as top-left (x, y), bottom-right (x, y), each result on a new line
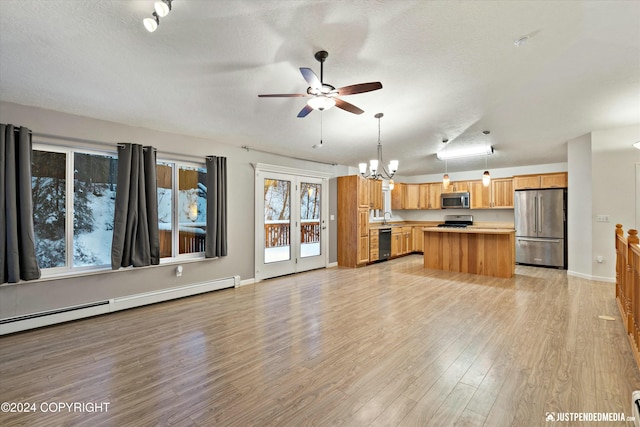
top-left (596, 215), bottom-right (609, 222)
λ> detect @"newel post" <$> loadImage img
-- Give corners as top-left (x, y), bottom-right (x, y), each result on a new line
top-left (627, 229), bottom-right (639, 333)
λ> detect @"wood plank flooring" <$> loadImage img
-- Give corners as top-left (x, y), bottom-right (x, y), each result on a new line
top-left (1, 255), bottom-right (639, 426)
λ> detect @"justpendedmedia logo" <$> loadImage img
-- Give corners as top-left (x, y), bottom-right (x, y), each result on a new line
top-left (545, 411), bottom-right (634, 423)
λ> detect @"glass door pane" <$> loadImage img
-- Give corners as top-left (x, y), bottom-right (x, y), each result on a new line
top-left (300, 182), bottom-right (321, 258)
top-left (264, 178), bottom-right (291, 263)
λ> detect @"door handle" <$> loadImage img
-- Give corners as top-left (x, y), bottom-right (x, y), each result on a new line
top-left (538, 194), bottom-right (543, 233)
top-left (534, 196), bottom-right (538, 233)
top-left (517, 238), bottom-right (561, 243)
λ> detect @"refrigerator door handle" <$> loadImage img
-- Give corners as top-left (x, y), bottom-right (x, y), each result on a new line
top-left (517, 237), bottom-right (562, 243)
top-left (534, 195), bottom-right (538, 234)
top-left (538, 194), bottom-right (543, 234)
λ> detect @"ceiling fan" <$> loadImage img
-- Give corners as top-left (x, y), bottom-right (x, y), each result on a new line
top-left (258, 50), bottom-right (383, 118)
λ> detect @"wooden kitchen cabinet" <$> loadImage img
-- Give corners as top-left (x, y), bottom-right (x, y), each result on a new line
top-left (540, 173), bottom-right (568, 188)
top-left (427, 183), bottom-right (442, 209)
top-left (391, 182), bottom-right (405, 210)
top-left (442, 181), bottom-right (469, 193)
top-left (368, 179), bottom-right (383, 210)
top-left (338, 175), bottom-right (371, 267)
top-left (513, 172), bottom-right (567, 190)
top-left (469, 178), bottom-right (513, 209)
top-left (357, 175), bottom-right (369, 207)
top-left (404, 184), bottom-right (420, 209)
top-left (412, 226), bottom-right (424, 252)
top-left (369, 229), bottom-right (379, 262)
top-left (491, 178), bottom-right (514, 208)
top-left (402, 226), bottom-right (412, 254)
top-left (391, 228), bottom-right (402, 257)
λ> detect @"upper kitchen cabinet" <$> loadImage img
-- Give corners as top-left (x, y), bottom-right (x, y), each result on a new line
top-left (441, 181), bottom-right (470, 193)
top-left (469, 178), bottom-right (513, 209)
top-left (368, 179), bottom-right (383, 210)
top-left (404, 184), bottom-right (420, 209)
top-left (416, 183), bottom-right (442, 209)
top-left (357, 175), bottom-right (370, 207)
top-left (513, 172), bottom-right (567, 190)
top-left (391, 182), bottom-right (405, 210)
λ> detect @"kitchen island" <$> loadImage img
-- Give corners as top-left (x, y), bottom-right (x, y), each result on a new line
top-left (423, 227), bottom-right (516, 278)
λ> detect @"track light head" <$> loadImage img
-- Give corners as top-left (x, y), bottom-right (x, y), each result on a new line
top-left (143, 11), bottom-right (159, 32)
top-left (154, 0), bottom-right (172, 18)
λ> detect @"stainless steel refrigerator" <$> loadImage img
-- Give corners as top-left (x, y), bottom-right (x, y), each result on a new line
top-left (514, 188), bottom-right (567, 269)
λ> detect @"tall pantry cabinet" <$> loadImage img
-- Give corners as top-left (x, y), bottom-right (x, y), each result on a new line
top-left (337, 175), bottom-right (370, 267)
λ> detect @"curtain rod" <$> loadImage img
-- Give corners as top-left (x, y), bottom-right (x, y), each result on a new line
top-left (241, 145), bottom-right (337, 166)
top-left (32, 132), bottom-right (209, 162)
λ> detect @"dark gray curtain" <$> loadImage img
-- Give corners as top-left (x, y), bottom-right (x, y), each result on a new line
top-left (205, 156), bottom-right (227, 258)
top-left (111, 143), bottom-right (159, 269)
top-left (1, 124), bottom-right (41, 283)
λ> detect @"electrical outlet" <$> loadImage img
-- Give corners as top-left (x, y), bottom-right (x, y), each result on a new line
top-left (596, 256), bottom-right (604, 263)
top-left (596, 215), bottom-right (609, 222)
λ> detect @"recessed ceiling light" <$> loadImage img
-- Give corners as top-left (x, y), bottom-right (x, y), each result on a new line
top-left (514, 36), bottom-right (529, 47)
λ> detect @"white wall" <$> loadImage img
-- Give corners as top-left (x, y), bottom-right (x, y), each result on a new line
top-left (591, 125), bottom-right (640, 279)
top-left (0, 101), bottom-right (349, 319)
top-left (567, 133), bottom-right (593, 279)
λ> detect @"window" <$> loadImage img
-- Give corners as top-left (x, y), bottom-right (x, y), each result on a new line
top-left (157, 161), bottom-right (207, 259)
top-left (32, 150), bottom-right (66, 268)
top-left (32, 147), bottom-right (117, 270)
top-left (32, 143), bottom-right (208, 276)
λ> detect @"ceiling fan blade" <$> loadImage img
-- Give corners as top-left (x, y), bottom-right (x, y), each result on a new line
top-left (258, 93), bottom-right (307, 97)
top-left (300, 68), bottom-right (322, 89)
top-left (337, 82), bottom-right (383, 96)
top-left (297, 104), bottom-right (314, 118)
top-left (335, 98), bottom-right (364, 115)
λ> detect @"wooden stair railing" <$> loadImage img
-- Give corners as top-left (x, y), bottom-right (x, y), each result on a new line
top-left (615, 224), bottom-right (640, 370)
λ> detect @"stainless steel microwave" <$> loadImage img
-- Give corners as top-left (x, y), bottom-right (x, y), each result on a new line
top-left (441, 192), bottom-right (470, 209)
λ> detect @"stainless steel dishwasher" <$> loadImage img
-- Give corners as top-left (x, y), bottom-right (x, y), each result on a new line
top-left (379, 228), bottom-right (391, 260)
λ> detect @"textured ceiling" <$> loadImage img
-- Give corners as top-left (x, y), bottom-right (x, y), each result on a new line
top-left (1, 0), bottom-right (639, 175)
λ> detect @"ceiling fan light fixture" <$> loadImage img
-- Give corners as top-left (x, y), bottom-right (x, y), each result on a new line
top-left (143, 12), bottom-right (159, 32)
top-left (307, 96), bottom-right (336, 111)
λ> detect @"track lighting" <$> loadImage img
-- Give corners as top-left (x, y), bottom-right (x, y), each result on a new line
top-left (143, 0), bottom-right (174, 32)
top-left (154, 0), bottom-right (172, 17)
top-left (143, 12), bottom-right (160, 32)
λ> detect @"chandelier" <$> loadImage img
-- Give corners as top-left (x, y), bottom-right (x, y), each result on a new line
top-left (359, 113), bottom-right (398, 185)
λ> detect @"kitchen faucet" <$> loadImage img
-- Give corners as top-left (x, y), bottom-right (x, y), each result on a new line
top-left (383, 211), bottom-right (392, 225)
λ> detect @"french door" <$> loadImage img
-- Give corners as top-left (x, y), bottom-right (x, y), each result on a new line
top-left (255, 165), bottom-right (329, 281)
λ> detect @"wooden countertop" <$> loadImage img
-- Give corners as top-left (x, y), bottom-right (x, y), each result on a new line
top-left (422, 227), bottom-right (515, 235)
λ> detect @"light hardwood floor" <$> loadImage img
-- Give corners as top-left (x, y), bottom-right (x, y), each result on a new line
top-left (1, 255), bottom-right (639, 426)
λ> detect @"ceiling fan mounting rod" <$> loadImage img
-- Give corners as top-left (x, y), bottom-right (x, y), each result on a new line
top-left (315, 50), bottom-right (328, 83)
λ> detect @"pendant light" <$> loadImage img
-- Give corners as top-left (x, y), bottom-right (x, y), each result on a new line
top-left (442, 138), bottom-right (450, 189)
top-left (359, 113), bottom-right (399, 181)
top-left (482, 130), bottom-right (491, 187)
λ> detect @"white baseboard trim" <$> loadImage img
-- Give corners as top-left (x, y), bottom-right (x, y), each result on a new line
top-left (238, 278), bottom-right (256, 287)
top-left (567, 270), bottom-right (616, 283)
top-left (327, 262), bottom-right (338, 268)
top-left (1, 276), bottom-right (237, 335)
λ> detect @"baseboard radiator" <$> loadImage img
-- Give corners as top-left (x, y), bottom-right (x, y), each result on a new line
top-left (0, 276), bottom-right (239, 335)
